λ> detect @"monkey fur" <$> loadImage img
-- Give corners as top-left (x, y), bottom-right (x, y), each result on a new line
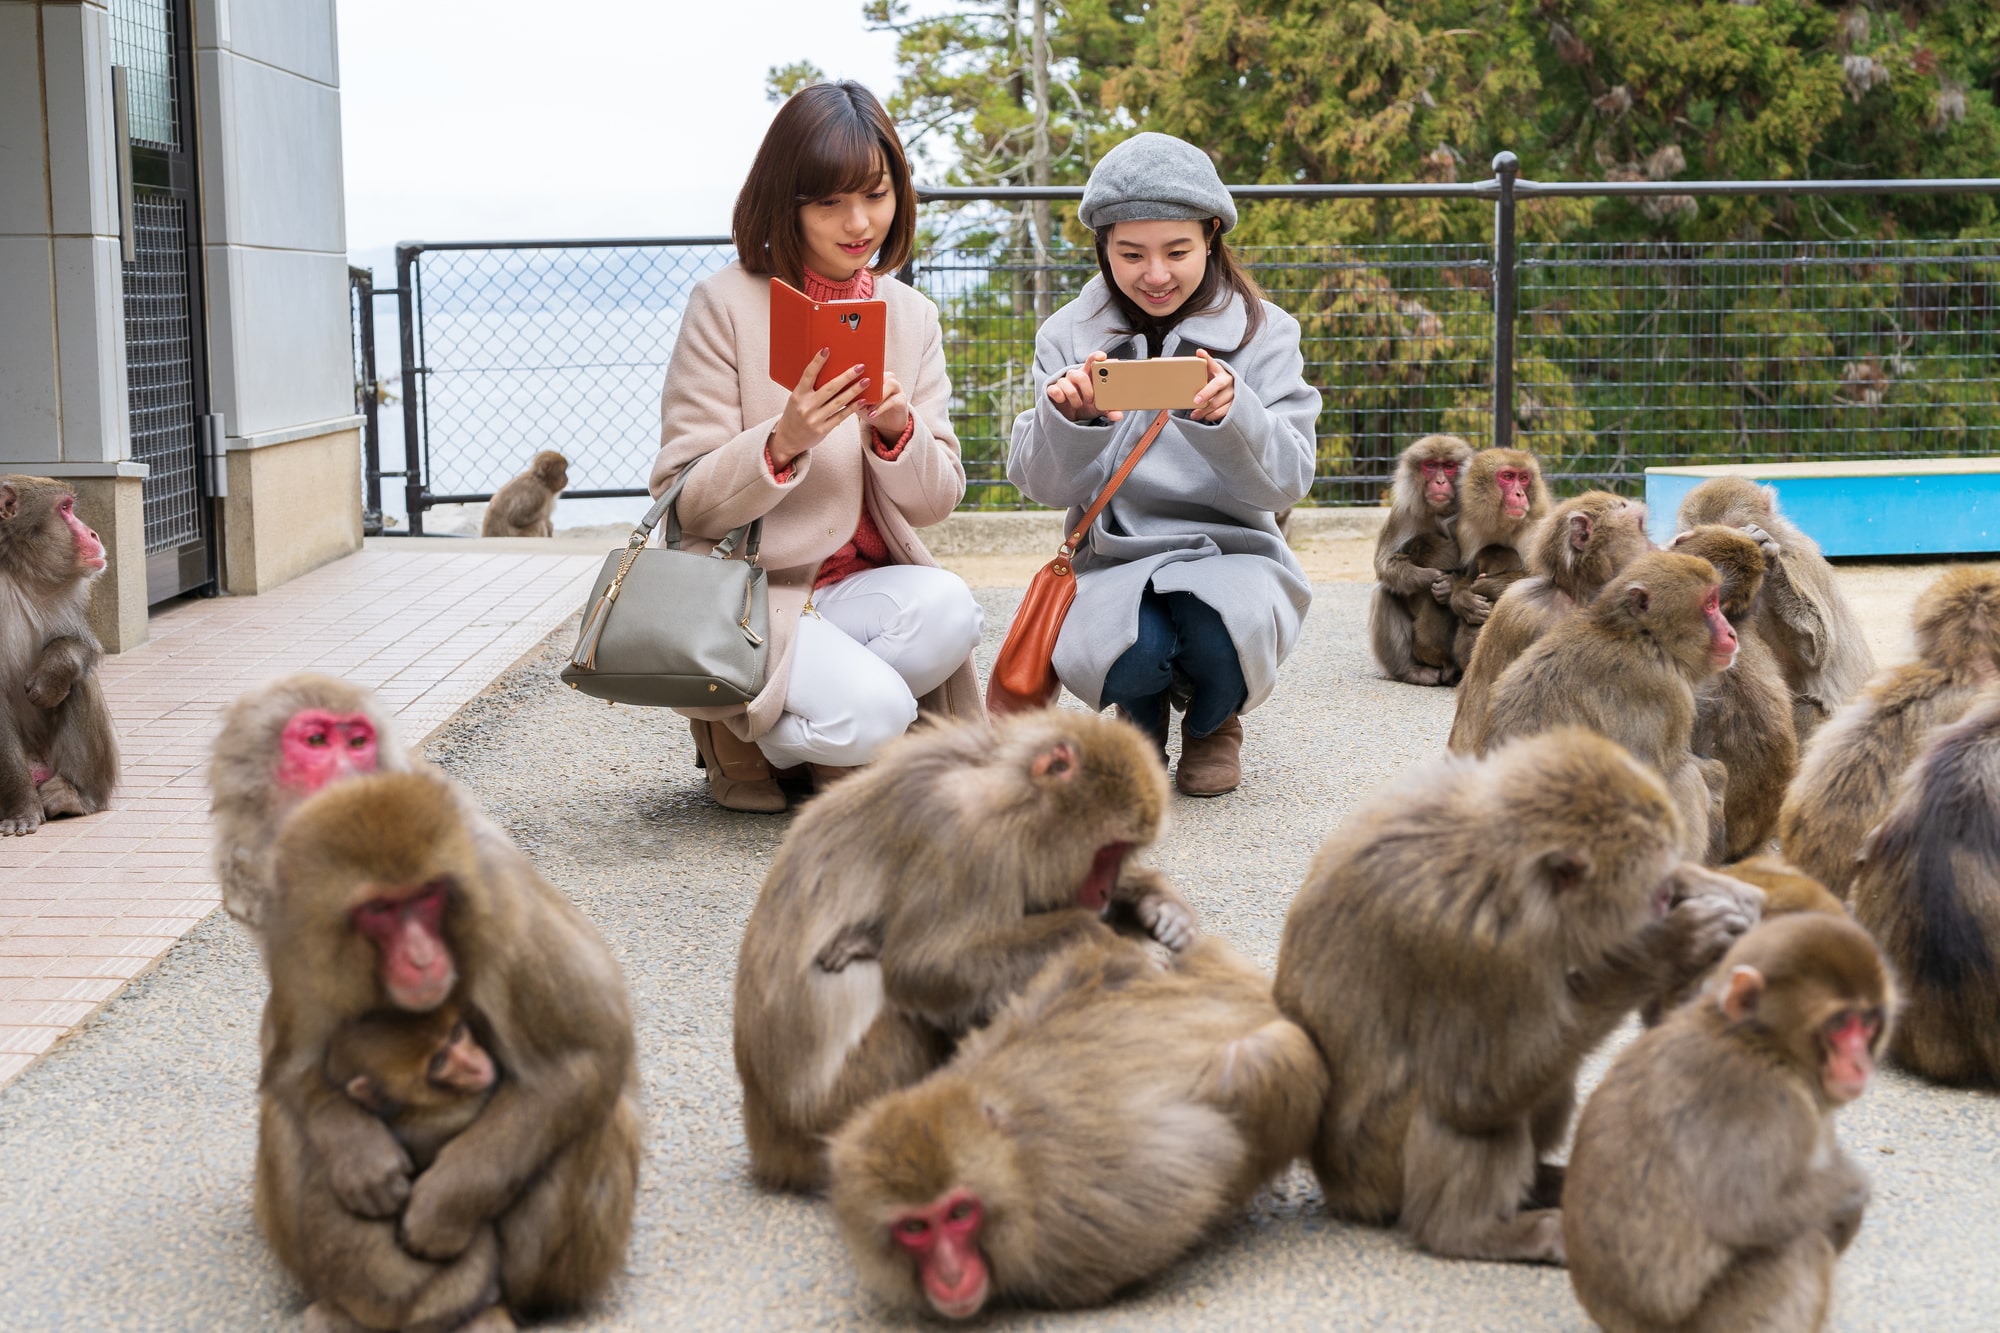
top-left (1566, 914), bottom-right (1892, 1332)
top-left (1779, 566), bottom-right (2000, 900)
top-left (480, 451), bottom-right (569, 538)
top-left (0, 475), bottom-right (118, 835)
top-left (1368, 435), bottom-right (1475, 686)
top-left (733, 708), bottom-right (1196, 1192)
top-left (1449, 491), bottom-right (1651, 754)
top-left (1445, 448), bottom-right (1551, 669)
top-left (829, 933), bottom-right (1325, 1318)
top-left (1273, 729), bottom-right (1762, 1263)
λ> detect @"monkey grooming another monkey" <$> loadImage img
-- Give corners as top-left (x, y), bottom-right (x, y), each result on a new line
top-left (209, 675), bottom-right (413, 935)
top-left (1780, 567), bottom-right (2000, 900)
top-left (1449, 491), bottom-right (1651, 754)
top-left (1445, 448), bottom-right (1551, 669)
top-left (298, 1006), bottom-right (511, 1333)
top-left (1672, 525), bottom-right (1798, 860)
top-left (1676, 476), bottom-right (1873, 741)
top-left (258, 772), bottom-right (640, 1321)
top-left (1274, 729), bottom-right (1762, 1264)
top-left (1850, 690), bottom-right (2000, 1085)
top-left (480, 451), bottom-right (569, 538)
top-left (0, 475), bottom-right (118, 835)
top-left (1368, 435), bottom-right (1475, 686)
top-left (734, 708), bottom-right (1196, 1192)
top-left (1482, 551), bottom-right (1738, 863)
top-left (1566, 914), bottom-right (1892, 1332)
top-left (829, 933), bottom-right (1326, 1319)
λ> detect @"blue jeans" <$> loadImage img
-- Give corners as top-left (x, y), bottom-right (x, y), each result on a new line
top-left (1101, 589), bottom-right (1247, 741)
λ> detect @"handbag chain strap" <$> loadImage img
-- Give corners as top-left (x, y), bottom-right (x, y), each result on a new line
top-left (1058, 410), bottom-right (1171, 563)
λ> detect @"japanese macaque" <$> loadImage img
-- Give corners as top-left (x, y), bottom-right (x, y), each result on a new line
top-left (480, 451), bottom-right (568, 538)
top-left (1672, 525), bottom-right (1798, 860)
top-left (1448, 491), bottom-right (1651, 754)
top-left (1482, 551), bottom-right (1738, 863)
top-left (1446, 448), bottom-right (1551, 669)
top-left (256, 772), bottom-right (640, 1320)
top-left (1273, 729), bottom-right (1762, 1263)
top-left (299, 1006), bottom-right (509, 1333)
top-left (1780, 567), bottom-right (2000, 899)
top-left (0, 475), bottom-right (118, 835)
top-left (1722, 855), bottom-right (1847, 920)
top-left (1676, 477), bottom-right (1873, 741)
top-left (210, 675), bottom-right (412, 934)
top-left (1566, 914), bottom-right (1891, 1332)
top-left (733, 709), bottom-right (1195, 1192)
top-left (1850, 691), bottom-right (2000, 1085)
top-left (829, 934), bottom-right (1325, 1318)
top-left (1368, 435), bottom-right (1475, 686)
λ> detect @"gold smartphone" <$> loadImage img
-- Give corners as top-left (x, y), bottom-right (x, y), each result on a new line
top-left (1092, 357), bottom-right (1208, 412)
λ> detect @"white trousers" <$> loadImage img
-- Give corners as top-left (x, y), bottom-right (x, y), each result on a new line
top-left (756, 565), bottom-right (984, 768)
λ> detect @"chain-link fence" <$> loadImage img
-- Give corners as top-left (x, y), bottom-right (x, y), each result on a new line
top-left (363, 170), bottom-right (2000, 528)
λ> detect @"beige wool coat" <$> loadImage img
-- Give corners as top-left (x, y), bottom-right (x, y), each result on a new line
top-left (648, 261), bottom-right (982, 742)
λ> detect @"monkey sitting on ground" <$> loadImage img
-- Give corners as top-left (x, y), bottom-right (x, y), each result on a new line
top-left (1779, 567), bottom-right (2000, 899)
top-left (1676, 476), bottom-right (1873, 742)
top-left (1368, 434), bottom-right (1475, 686)
top-left (210, 675), bottom-right (412, 935)
top-left (1482, 551), bottom-right (1738, 863)
top-left (1445, 448), bottom-right (1551, 669)
top-left (1273, 729), bottom-right (1762, 1263)
top-left (829, 933), bottom-right (1326, 1318)
top-left (259, 772), bottom-right (640, 1320)
top-left (298, 1006), bottom-right (512, 1333)
top-left (1566, 914), bottom-right (1891, 1332)
top-left (1672, 525), bottom-right (1798, 860)
top-left (1448, 491), bottom-right (1651, 754)
top-left (734, 708), bottom-right (1197, 1192)
top-left (480, 452), bottom-right (568, 538)
top-left (0, 475), bottom-right (118, 835)
top-left (1850, 689), bottom-right (2000, 1085)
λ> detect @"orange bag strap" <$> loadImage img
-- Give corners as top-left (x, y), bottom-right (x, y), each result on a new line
top-left (1060, 410), bottom-right (1171, 559)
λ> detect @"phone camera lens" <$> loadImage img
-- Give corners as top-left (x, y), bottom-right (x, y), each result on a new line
top-left (1097, 367), bottom-right (1108, 379)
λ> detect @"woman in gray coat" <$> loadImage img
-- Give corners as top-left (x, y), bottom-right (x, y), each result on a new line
top-left (1007, 133), bottom-right (1320, 795)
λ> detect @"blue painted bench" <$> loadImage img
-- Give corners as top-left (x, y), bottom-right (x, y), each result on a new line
top-left (1643, 460), bottom-right (2000, 558)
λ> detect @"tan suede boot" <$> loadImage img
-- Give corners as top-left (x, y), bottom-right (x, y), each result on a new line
top-left (808, 763), bottom-right (859, 795)
top-left (1175, 714), bottom-right (1243, 797)
top-left (689, 719), bottom-right (788, 813)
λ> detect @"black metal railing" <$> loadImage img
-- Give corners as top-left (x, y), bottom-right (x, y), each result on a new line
top-left (360, 158), bottom-right (2000, 531)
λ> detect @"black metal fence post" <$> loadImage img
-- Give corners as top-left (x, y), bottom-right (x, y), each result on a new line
top-left (348, 265), bottom-right (384, 535)
top-left (395, 243), bottom-right (425, 536)
top-left (1490, 151), bottom-right (1519, 452)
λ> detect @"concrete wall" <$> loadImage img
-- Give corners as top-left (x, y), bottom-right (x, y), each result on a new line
top-left (221, 424), bottom-right (361, 593)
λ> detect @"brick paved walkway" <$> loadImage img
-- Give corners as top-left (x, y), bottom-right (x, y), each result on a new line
top-left (0, 543), bottom-right (597, 1084)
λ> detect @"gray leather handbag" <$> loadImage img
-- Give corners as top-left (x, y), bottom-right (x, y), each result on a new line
top-left (560, 470), bottom-right (769, 707)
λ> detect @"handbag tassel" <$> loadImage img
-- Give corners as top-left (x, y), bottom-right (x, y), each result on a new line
top-left (571, 591), bottom-right (616, 671)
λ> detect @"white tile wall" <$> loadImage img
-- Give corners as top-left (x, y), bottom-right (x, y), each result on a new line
top-left (0, 236), bottom-right (60, 458)
top-left (220, 0), bottom-right (338, 86)
top-left (52, 235), bottom-right (128, 465)
top-left (0, 6), bottom-right (50, 237)
top-left (204, 246), bottom-right (352, 437)
top-left (41, 2), bottom-right (115, 241)
top-left (213, 51), bottom-right (344, 252)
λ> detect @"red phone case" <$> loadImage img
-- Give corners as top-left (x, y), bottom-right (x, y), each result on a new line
top-left (768, 278), bottom-right (887, 404)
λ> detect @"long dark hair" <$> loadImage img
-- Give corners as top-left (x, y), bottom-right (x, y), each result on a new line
top-left (1093, 219), bottom-right (1267, 354)
top-left (732, 81), bottom-right (918, 287)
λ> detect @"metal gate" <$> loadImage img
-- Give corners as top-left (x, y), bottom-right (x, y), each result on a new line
top-left (110, 0), bottom-right (214, 601)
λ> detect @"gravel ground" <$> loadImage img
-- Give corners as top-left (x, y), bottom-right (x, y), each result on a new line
top-left (2, 575), bottom-right (1998, 1330)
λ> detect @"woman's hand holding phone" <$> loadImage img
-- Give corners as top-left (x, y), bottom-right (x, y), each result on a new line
top-left (865, 371), bottom-right (910, 443)
top-left (1047, 350), bottom-right (1125, 424)
top-left (770, 348), bottom-right (872, 468)
top-left (1190, 348), bottom-right (1234, 423)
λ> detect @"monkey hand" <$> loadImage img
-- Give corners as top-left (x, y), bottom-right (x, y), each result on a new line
top-left (1656, 870), bottom-right (1763, 981)
top-left (1740, 522), bottom-right (1782, 561)
top-left (400, 1174), bottom-right (482, 1261)
top-left (1451, 589), bottom-right (1493, 624)
top-left (1106, 866), bottom-right (1198, 952)
top-left (327, 1133), bottom-right (413, 1218)
top-left (1425, 571), bottom-right (1453, 603)
top-left (24, 664), bottom-right (76, 709)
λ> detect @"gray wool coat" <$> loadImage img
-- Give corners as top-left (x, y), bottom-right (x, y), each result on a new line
top-left (1007, 276), bottom-right (1320, 713)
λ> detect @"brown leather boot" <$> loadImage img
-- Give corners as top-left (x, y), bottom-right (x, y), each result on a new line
top-left (1175, 714), bottom-right (1243, 797)
top-left (808, 763), bottom-right (859, 794)
top-left (689, 719), bottom-right (787, 813)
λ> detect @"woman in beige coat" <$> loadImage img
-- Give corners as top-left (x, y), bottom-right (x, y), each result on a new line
top-left (650, 82), bottom-right (983, 812)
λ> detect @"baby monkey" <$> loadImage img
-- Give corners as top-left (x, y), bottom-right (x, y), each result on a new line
top-left (327, 1006), bottom-right (499, 1170)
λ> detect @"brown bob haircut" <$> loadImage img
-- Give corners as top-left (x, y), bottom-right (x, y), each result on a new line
top-left (1094, 219), bottom-right (1267, 354)
top-left (733, 81), bottom-right (918, 287)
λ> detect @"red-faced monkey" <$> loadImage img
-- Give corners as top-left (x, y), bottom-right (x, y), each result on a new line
top-left (258, 771), bottom-right (639, 1319)
top-left (1368, 435), bottom-right (1475, 686)
top-left (0, 475), bottom-right (119, 834)
top-left (1448, 491), bottom-right (1651, 754)
top-left (1566, 914), bottom-right (1892, 1332)
top-left (1446, 447), bottom-right (1551, 669)
top-left (480, 451), bottom-right (569, 538)
top-left (1780, 566), bottom-right (2000, 899)
top-left (829, 934), bottom-right (1326, 1318)
top-left (734, 709), bottom-right (1195, 1192)
top-left (1273, 729), bottom-right (1762, 1263)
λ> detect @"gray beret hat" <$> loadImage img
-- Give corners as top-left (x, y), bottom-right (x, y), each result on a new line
top-left (1079, 132), bottom-right (1237, 234)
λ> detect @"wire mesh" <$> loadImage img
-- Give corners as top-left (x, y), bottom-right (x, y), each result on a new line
top-left (1518, 239), bottom-right (2000, 494)
top-left (123, 188), bottom-right (201, 554)
top-left (106, 0), bottom-right (177, 148)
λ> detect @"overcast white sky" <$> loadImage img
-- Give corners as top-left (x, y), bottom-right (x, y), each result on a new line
top-left (337, 0), bottom-right (900, 258)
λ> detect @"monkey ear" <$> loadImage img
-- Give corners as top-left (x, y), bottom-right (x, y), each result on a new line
top-left (1567, 512), bottom-right (1594, 551)
top-left (1623, 582), bottom-right (1652, 616)
top-left (344, 1074), bottom-right (384, 1109)
top-left (0, 484), bottom-right (16, 521)
top-left (1030, 742), bottom-right (1077, 784)
top-left (1537, 848), bottom-right (1592, 893)
top-left (982, 1100), bottom-right (1013, 1135)
top-left (1719, 965), bottom-right (1765, 1023)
